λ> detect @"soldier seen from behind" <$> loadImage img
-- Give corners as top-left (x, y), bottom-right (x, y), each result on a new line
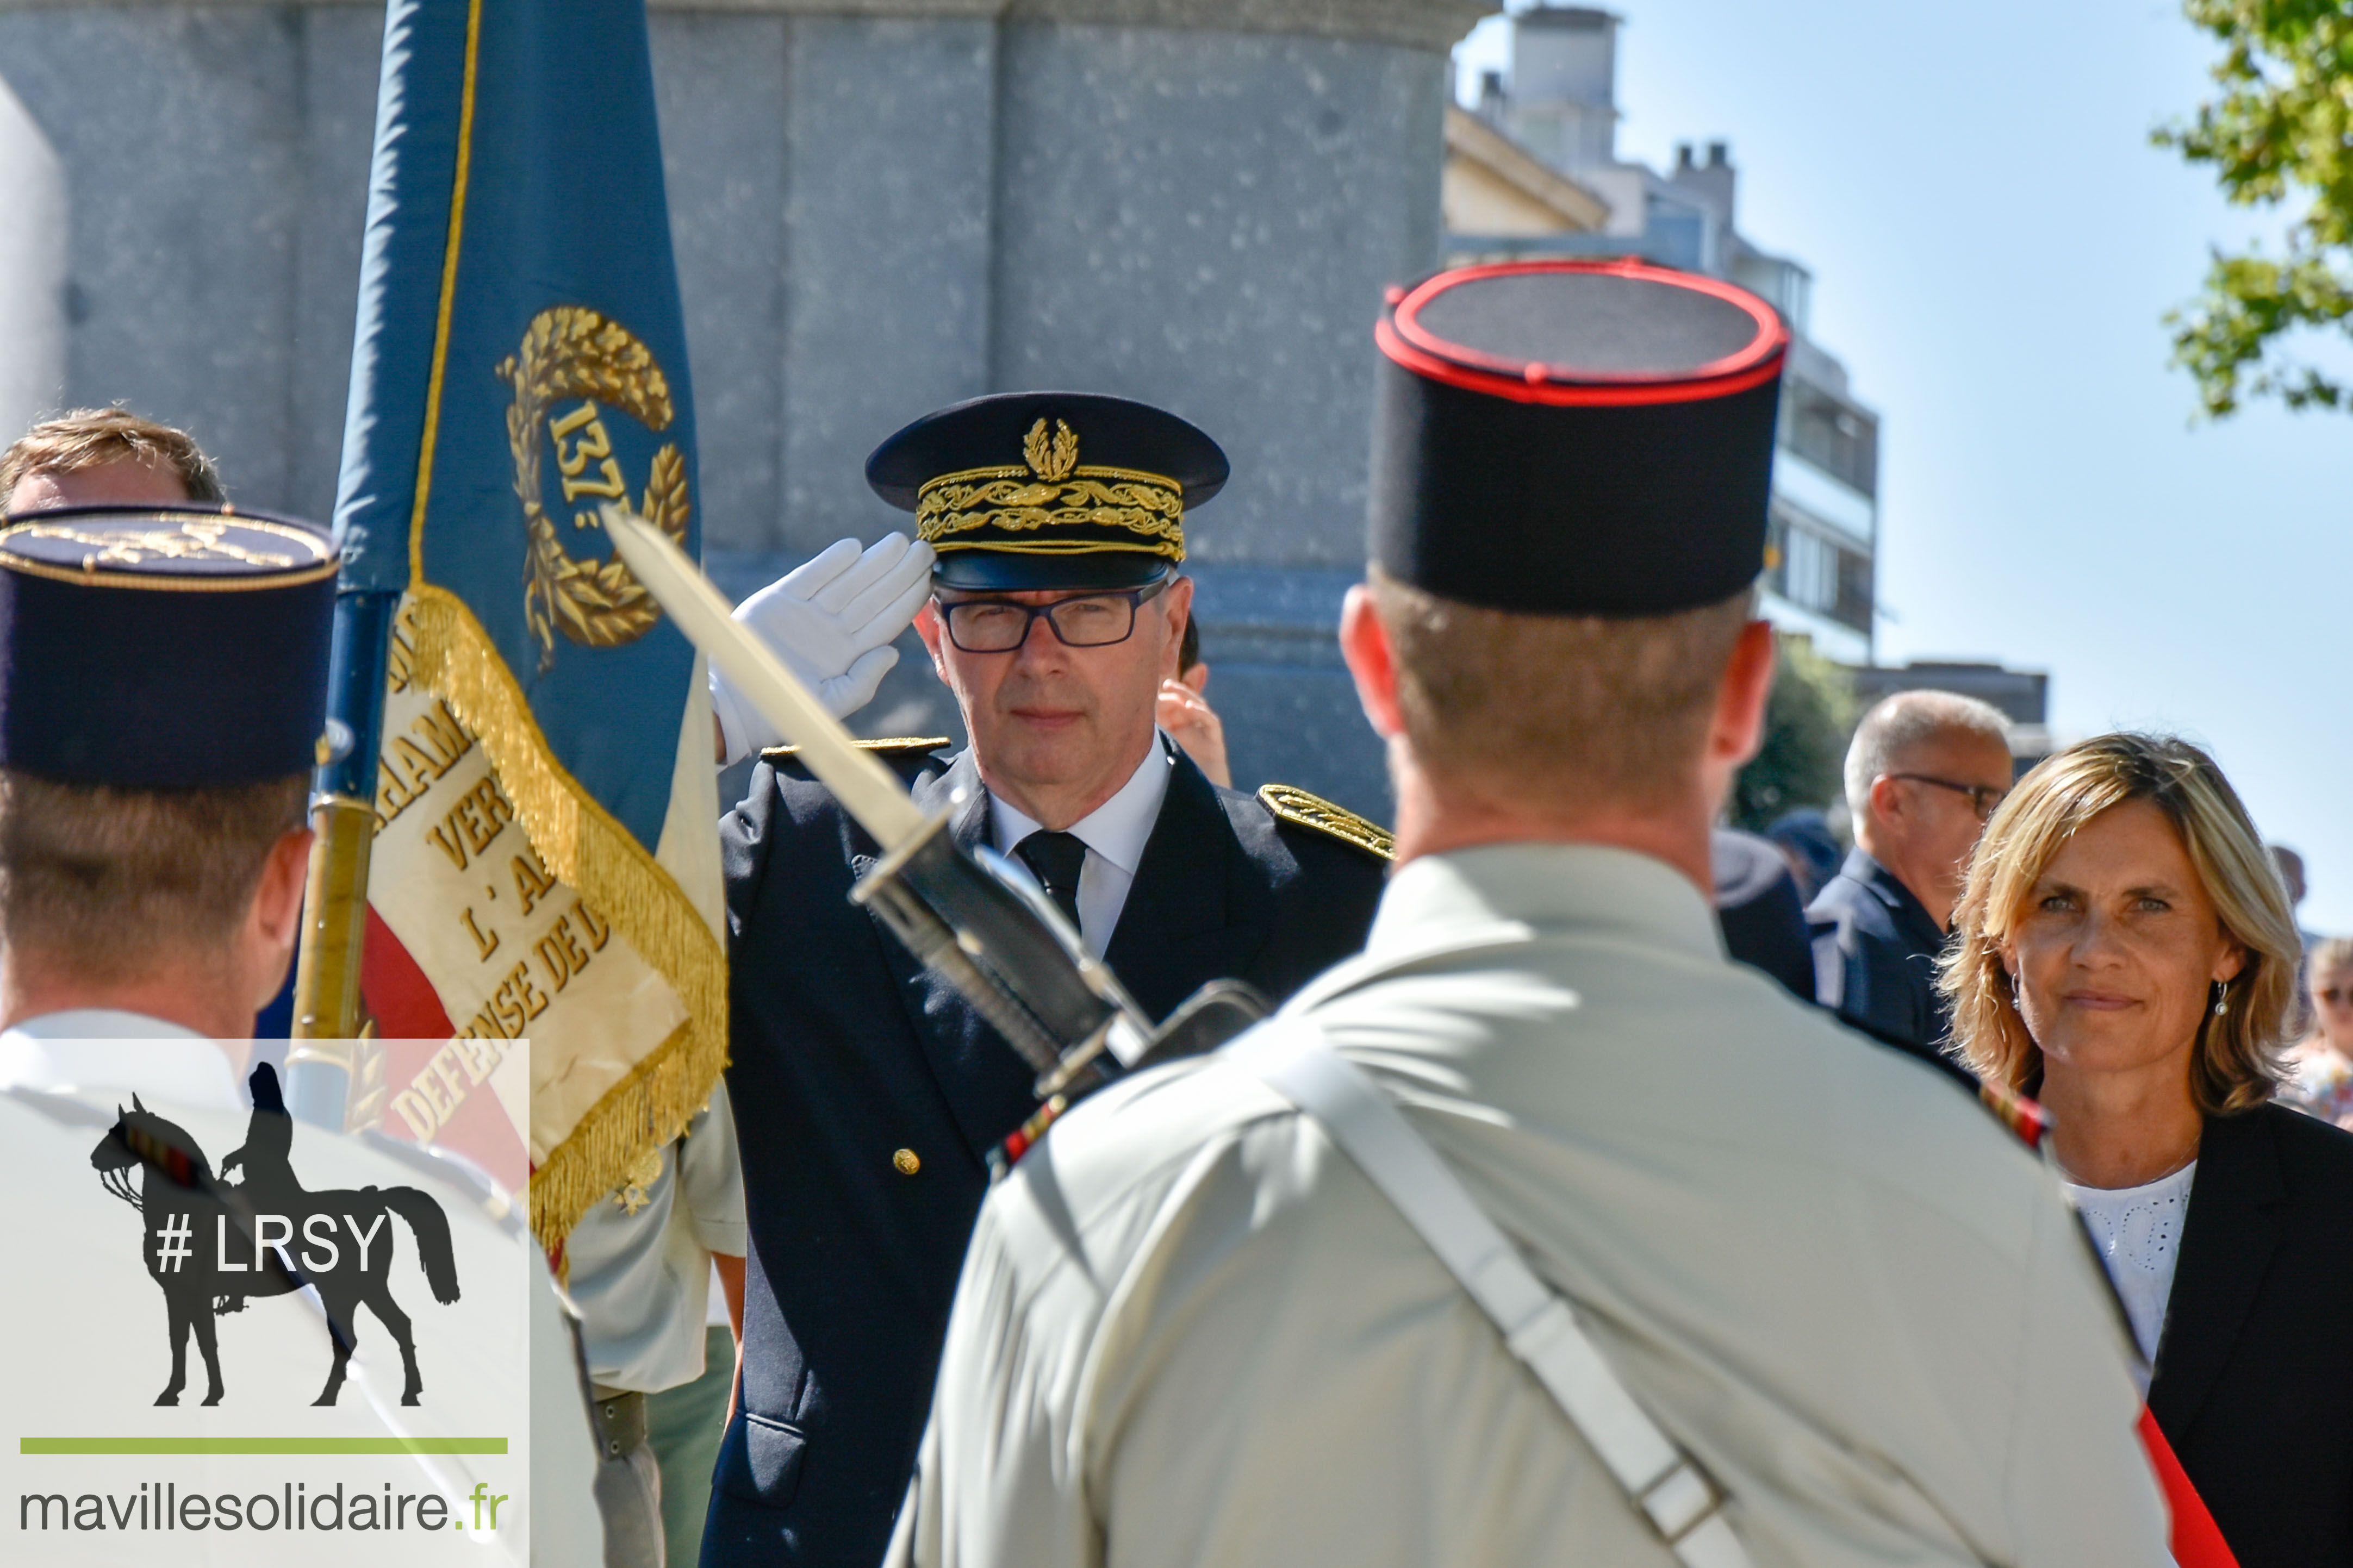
top-left (893, 263), bottom-right (2173, 1568)
top-left (0, 492), bottom-right (333, 1046)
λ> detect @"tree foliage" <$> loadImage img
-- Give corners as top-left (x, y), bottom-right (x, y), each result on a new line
top-left (2156, 1), bottom-right (2353, 416)
top-left (1731, 635), bottom-right (1856, 833)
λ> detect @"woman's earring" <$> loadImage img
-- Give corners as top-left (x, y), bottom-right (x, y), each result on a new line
top-left (2212, 980), bottom-right (2229, 1017)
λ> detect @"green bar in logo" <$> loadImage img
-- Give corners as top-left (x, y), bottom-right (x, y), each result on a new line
top-left (20, 1437), bottom-right (509, 1455)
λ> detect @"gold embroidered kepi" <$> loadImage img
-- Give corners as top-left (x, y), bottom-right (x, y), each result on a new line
top-left (866, 392), bottom-right (1229, 590)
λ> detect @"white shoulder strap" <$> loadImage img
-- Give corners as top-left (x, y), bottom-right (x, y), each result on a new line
top-left (1236, 1021), bottom-right (1752, 1568)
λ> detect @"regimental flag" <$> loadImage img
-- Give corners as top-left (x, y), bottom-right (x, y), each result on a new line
top-left (332, 0), bottom-right (725, 1248)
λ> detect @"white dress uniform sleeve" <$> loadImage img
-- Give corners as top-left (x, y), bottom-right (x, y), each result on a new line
top-left (568, 1091), bottom-right (744, 1392)
top-left (2001, 1189), bottom-right (2175, 1568)
top-left (679, 1083), bottom-right (747, 1258)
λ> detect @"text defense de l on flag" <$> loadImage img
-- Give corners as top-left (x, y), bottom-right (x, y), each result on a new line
top-left (332, 0), bottom-right (726, 1247)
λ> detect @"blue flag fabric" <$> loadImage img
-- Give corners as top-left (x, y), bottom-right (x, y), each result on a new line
top-left (334, 0), bottom-right (724, 1244)
top-left (337, 0), bottom-right (696, 846)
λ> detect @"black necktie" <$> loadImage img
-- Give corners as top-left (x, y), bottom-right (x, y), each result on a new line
top-left (1015, 830), bottom-right (1088, 932)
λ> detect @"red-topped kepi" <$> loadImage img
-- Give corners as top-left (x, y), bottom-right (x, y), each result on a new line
top-left (1368, 258), bottom-right (1789, 617)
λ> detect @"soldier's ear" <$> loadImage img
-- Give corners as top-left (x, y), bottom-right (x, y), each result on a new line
top-left (1339, 585), bottom-right (1404, 740)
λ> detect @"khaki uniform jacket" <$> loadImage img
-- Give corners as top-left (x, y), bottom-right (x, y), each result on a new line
top-left (887, 845), bottom-right (2173, 1568)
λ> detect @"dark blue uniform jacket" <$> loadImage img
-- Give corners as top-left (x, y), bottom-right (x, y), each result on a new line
top-left (1805, 846), bottom-right (1973, 1088)
top-left (702, 743), bottom-right (1386, 1567)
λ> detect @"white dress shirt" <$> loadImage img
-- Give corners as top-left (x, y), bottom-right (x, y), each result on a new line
top-left (0, 1009), bottom-right (240, 1110)
top-left (987, 735), bottom-right (1173, 958)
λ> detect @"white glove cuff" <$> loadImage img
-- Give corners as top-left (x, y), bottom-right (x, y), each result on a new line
top-left (709, 667), bottom-right (759, 769)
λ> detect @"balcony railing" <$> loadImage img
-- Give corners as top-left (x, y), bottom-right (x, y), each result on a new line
top-left (1779, 375), bottom-right (1877, 498)
top-left (1766, 504), bottom-right (1872, 634)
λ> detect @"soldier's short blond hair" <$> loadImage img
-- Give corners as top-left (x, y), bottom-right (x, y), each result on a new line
top-left (0, 408), bottom-right (224, 509)
top-left (1940, 733), bottom-right (2300, 1113)
top-left (0, 770), bottom-right (307, 979)
top-left (1367, 568), bottom-right (1756, 813)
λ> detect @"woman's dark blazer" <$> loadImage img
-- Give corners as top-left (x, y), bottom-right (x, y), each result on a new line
top-left (2150, 1101), bottom-right (2353, 1567)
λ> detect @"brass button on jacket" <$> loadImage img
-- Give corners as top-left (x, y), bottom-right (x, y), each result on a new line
top-left (892, 1148), bottom-right (921, 1176)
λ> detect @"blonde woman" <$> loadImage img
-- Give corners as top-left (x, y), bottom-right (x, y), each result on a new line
top-left (2286, 935), bottom-right (2353, 1128)
top-left (1941, 733), bottom-right (2353, 1568)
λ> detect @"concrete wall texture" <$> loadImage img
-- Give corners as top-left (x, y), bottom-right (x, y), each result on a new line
top-left (0, 71), bottom-right (66, 449)
top-left (0, 0), bottom-right (1491, 817)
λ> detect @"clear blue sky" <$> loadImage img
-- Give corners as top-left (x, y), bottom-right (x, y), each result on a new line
top-left (1458, 1), bottom-right (2351, 935)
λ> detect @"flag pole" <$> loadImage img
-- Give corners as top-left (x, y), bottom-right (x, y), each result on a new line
top-left (286, 589), bottom-right (400, 1128)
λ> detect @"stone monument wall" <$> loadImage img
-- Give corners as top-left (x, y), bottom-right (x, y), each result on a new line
top-left (0, 0), bottom-right (1491, 815)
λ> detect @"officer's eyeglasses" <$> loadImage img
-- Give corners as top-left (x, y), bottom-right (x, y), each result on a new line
top-left (936, 578), bottom-right (1171, 653)
top-left (1887, 773), bottom-right (2009, 823)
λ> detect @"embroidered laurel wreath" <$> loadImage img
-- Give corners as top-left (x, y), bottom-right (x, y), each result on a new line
top-left (913, 417), bottom-right (1185, 556)
top-left (498, 306), bottom-right (692, 666)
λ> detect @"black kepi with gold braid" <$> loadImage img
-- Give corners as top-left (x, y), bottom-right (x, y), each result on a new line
top-left (867, 392), bottom-right (1229, 590)
top-left (0, 504), bottom-right (337, 787)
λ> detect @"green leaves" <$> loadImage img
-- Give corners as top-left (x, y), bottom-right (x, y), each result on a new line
top-left (1731, 634), bottom-right (1857, 833)
top-left (2156, 1), bottom-right (2353, 416)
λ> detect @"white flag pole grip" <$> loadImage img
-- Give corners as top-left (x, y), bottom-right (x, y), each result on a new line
top-left (600, 505), bottom-right (931, 848)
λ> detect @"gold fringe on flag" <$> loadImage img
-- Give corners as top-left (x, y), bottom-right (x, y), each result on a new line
top-left (406, 583), bottom-right (726, 1250)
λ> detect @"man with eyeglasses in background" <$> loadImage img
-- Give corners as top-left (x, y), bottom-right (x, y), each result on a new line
top-left (1810, 689), bottom-right (2016, 1085)
top-left (701, 392), bottom-right (1389, 1568)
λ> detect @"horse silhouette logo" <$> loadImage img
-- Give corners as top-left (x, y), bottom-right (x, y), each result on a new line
top-left (88, 1061), bottom-right (461, 1407)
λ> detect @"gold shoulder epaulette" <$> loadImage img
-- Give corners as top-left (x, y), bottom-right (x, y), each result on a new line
top-left (761, 735), bottom-right (952, 760)
top-left (1256, 783), bottom-right (1394, 861)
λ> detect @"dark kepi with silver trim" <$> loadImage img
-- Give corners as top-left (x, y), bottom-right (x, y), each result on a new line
top-left (0, 504), bottom-right (338, 787)
top-left (1371, 258), bottom-right (1789, 616)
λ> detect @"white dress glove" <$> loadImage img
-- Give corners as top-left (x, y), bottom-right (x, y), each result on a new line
top-left (711, 532), bottom-right (936, 766)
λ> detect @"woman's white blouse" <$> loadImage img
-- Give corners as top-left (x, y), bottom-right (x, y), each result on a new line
top-left (2063, 1160), bottom-right (2197, 1377)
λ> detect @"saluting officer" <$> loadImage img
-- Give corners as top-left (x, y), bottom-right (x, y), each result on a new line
top-left (889, 267), bottom-right (2173, 1567)
top-left (704, 392), bottom-right (1390, 1567)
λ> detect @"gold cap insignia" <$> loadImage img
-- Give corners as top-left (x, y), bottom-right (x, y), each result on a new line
top-left (1023, 418), bottom-right (1079, 483)
top-left (914, 416), bottom-right (1185, 565)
